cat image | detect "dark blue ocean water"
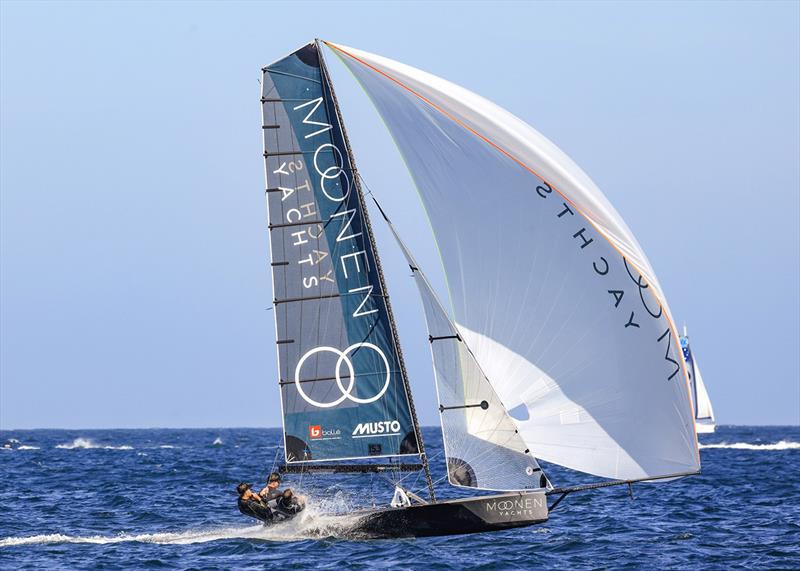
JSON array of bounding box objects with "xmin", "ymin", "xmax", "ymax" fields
[{"xmin": 1, "ymin": 426, "xmax": 798, "ymax": 569}]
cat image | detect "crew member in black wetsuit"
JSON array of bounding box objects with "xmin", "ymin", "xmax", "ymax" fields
[
  {"xmin": 259, "ymin": 472, "xmax": 303, "ymax": 515},
  {"xmin": 258, "ymin": 472, "xmax": 284, "ymax": 502},
  {"xmin": 236, "ymin": 482, "xmax": 272, "ymax": 523}
]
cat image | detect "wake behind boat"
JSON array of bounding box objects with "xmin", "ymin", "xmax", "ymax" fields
[{"xmin": 249, "ymin": 39, "xmax": 703, "ymax": 538}]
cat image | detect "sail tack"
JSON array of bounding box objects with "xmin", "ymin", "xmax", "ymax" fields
[
  {"xmin": 329, "ymin": 42, "xmax": 700, "ymax": 480},
  {"xmin": 261, "ymin": 43, "xmax": 418, "ymax": 463}
]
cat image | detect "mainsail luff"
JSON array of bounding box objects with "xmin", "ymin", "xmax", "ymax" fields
[
  {"xmin": 260, "ymin": 42, "xmax": 422, "ymax": 465},
  {"xmin": 315, "ymin": 41, "xmax": 436, "ymax": 501}
]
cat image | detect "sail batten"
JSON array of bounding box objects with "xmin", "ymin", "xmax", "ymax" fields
[
  {"xmin": 261, "ymin": 42, "xmax": 420, "ymax": 464},
  {"xmin": 330, "ymin": 41, "xmax": 701, "ymax": 480}
]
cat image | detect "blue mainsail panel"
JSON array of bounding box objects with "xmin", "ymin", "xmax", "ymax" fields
[{"xmin": 261, "ymin": 43, "xmax": 418, "ymax": 462}]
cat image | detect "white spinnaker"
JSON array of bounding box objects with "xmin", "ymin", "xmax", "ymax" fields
[
  {"xmin": 693, "ymin": 358, "xmax": 715, "ymax": 421},
  {"xmin": 383, "ymin": 210, "xmax": 548, "ymax": 491},
  {"xmin": 330, "ymin": 42, "xmax": 700, "ymax": 480}
]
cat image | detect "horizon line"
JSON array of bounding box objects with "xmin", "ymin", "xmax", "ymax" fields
[{"xmin": 2, "ymin": 423, "xmax": 799, "ymax": 432}]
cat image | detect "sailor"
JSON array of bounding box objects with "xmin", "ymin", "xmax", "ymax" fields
[
  {"xmin": 236, "ymin": 482, "xmax": 272, "ymax": 522},
  {"xmin": 258, "ymin": 472, "xmax": 286, "ymax": 502},
  {"xmin": 259, "ymin": 473, "xmax": 304, "ymax": 514},
  {"xmin": 276, "ymin": 489, "xmax": 302, "ymax": 514}
]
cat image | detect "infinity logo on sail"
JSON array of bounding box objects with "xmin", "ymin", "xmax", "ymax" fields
[{"xmin": 294, "ymin": 343, "xmax": 391, "ymax": 409}]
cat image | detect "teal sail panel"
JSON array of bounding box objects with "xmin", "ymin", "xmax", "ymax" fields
[{"xmin": 260, "ymin": 42, "xmax": 418, "ymax": 462}]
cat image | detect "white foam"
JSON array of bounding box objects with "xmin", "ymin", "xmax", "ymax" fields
[
  {"xmin": 0, "ymin": 526, "xmax": 266, "ymax": 547},
  {"xmin": 0, "ymin": 508, "xmax": 367, "ymax": 547},
  {"xmin": 17, "ymin": 445, "xmax": 40, "ymax": 450},
  {"xmin": 158, "ymin": 445, "xmax": 177, "ymax": 449},
  {"xmin": 212, "ymin": 437, "xmax": 223, "ymax": 446},
  {"xmin": 699, "ymin": 440, "xmax": 800, "ymax": 451},
  {"xmin": 55, "ymin": 438, "xmax": 133, "ymax": 450}
]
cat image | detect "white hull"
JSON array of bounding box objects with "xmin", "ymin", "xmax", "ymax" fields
[{"xmin": 696, "ymin": 422, "xmax": 715, "ymax": 434}]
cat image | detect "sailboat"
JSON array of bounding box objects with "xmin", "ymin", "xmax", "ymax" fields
[
  {"xmin": 258, "ymin": 40, "xmax": 701, "ymax": 538},
  {"xmin": 680, "ymin": 326, "xmax": 716, "ymax": 433}
]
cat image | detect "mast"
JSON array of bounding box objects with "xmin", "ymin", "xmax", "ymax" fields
[{"xmin": 315, "ymin": 40, "xmax": 437, "ymax": 502}]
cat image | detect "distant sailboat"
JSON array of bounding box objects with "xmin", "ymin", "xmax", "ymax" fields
[
  {"xmin": 257, "ymin": 40, "xmax": 701, "ymax": 538},
  {"xmin": 681, "ymin": 326, "xmax": 716, "ymax": 434}
]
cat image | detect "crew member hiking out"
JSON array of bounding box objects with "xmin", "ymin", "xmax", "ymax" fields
[
  {"xmin": 236, "ymin": 473, "xmax": 305, "ymax": 524},
  {"xmin": 259, "ymin": 472, "xmax": 303, "ymax": 515},
  {"xmin": 236, "ymin": 482, "xmax": 273, "ymax": 523},
  {"xmin": 259, "ymin": 472, "xmax": 285, "ymax": 502}
]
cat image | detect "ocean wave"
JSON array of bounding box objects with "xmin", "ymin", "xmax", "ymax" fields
[
  {"xmin": 3, "ymin": 440, "xmax": 40, "ymax": 451},
  {"xmin": 55, "ymin": 438, "xmax": 133, "ymax": 451},
  {"xmin": 699, "ymin": 440, "xmax": 800, "ymax": 451},
  {"xmin": 158, "ymin": 445, "xmax": 177, "ymax": 449}
]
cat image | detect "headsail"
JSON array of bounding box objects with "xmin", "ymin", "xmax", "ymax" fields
[
  {"xmin": 377, "ymin": 201, "xmax": 549, "ymax": 491},
  {"xmin": 693, "ymin": 359, "xmax": 714, "ymax": 421},
  {"xmin": 328, "ymin": 42, "xmax": 700, "ymax": 481},
  {"xmin": 261, "ymin": 42, "xmax": 419, "ymax": 463}
]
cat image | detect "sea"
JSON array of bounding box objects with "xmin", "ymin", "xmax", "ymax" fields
[{"xmin": 0, "ymin": 426, "xmax": 798, "ymax": 570}]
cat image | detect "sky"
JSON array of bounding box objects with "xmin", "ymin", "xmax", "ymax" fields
[{"xmin": 1, "ymin": 1, "xmax": 798, "ymax": 429}]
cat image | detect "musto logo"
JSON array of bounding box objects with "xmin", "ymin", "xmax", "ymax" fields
[
  {"xmin": 352, "ymin": 420, "xmax": 401, "ymax": 438},
  {"xmin": 294, "ymin": 343, "xmax": 390, "ymax": 409}
]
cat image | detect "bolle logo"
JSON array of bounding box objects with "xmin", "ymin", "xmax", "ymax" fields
[
  {"xmin": 309, "ymin": 425, "xmax": 341, "ymax": 440},
  {"xmin": 352, "ymin": 420, "xmax": 401, "ymax": 438}
]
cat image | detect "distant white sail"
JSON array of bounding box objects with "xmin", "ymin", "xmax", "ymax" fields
[
  {"xmin": 329, "ymin": 42, "xmax": 700, "ymax": 481},
  {"xmin": 681, "ymin": 328, "xmax": 715, "ymax": 433},
  {"xmin": 694, "ymin": 359, "xmax": 714, "ymax": 422}
]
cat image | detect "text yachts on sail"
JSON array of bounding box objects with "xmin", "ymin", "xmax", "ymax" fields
[{"xmin": 253, "ymin": 39, "xmax": 701, "ymax": 538}]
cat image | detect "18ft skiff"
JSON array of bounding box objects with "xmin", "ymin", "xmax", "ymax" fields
[{"xmin": 257, "ymin": 40, "xmax": 702, "ymax": 538}]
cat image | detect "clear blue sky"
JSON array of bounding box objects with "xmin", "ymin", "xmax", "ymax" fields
[{"xmin": 1, "ymin": 1, "xmax": 798, "ymax": 429}]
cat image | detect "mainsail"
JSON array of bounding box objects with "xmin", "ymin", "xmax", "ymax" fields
[
  {"xmin": 328, "ymin": 42, "xmax": 701, "ymax": 481},
  {"xmin": 260, "ymin": 42, "xmax": 420, "ymax": 463},
  {"xmin": 376, "ymin": 202, "xmax": 549, "ymax": 491}
]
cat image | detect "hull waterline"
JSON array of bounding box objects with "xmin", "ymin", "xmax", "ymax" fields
[{"xmin": 349, "ymin": 491, "xmax": 549, "ymax": 539}]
